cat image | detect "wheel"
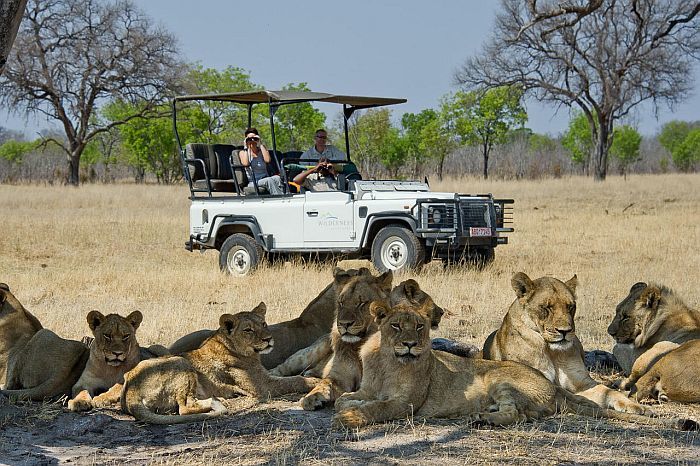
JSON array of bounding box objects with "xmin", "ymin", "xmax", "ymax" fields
[
  {"xmin": 219, "ymin": 233, "xmax": 264, "ymax": 276},
  {"xmin": 371, "ymin": 226, "xmax": 425, "ymax": 273}
]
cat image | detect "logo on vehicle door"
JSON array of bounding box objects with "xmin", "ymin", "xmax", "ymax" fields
[{"xmin": 318, "ymin": 212, "xmax": 351, "ymax": 229}]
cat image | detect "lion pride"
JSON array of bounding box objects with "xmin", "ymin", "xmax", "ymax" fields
[
  {"xmin": 483, "ymin": 272, "xmax": 649, "ymax": 414},
  {"xmin": 332, "ymin": 298, "xmax": 695, "ymax": 430}
]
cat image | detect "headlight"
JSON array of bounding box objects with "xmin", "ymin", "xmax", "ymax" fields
[{"xmin": 429, "ymin": 206, "xmax": 443, "ymax": 224}]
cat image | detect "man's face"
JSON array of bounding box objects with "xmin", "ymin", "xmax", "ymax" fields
[{"xmin": 315, "ymin": 132, "xmax": 327, "ymax": 150}]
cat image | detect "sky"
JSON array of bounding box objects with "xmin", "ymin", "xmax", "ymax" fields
[{"xmin": 2, "ymin": 0, "xmax": 699, "ymax": 137}]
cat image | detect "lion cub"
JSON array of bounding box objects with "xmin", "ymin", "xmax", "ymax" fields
[
  {"xmin": 68, "ymin": 310, "xmax": 168, "ymax": 412},
  {"xmin": 120, "ymin": 303, "xmax": 320, "ymax": 424}
]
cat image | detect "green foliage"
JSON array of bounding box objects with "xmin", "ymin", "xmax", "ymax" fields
[
  {"xmin": 610, "ymin": 125, "xmax": 641, "ymax": 164},
  {"xmin": 348, "ymin": 108, "xmax": 407, "ymax": 175},
  {"xmin": 562, "ymin": 111, "xmax": 594, "ymax": 167},
  {"xmin": 268, "ymin": 83, "xmax": 326, "ymax": 151},
  {"xmin": 528, "ymin": 133, "xmax": 556, "ymax": 153},
  {"xmin": 672, "ymin": 128, "xmax": 700, "ymax": 172},
  {"xmin": 0, "ymin": 139, "xmax": 36, "ymax": 163},
  {"xmin": 658, "ymin": 121, "xmax": 700, "ymax": 172},
  {"xmin": 180, "ymin": 65, "xmax": 261, "ymax": 144},
  {"xmin": 401, "ymin": 109, "xmax": 438, "ymax": 167},
  {"xmin": 445, "ymin": 86, "xmax": 527, "ymax": 178},
  {"xmin": 418, "ymin": 116, "xmax": 457, "ymax": 180}
]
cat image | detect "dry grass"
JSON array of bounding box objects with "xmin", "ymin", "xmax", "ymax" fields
[{"xmin": 1, "ymin": 173, "xmax": 699, "ymax": 464}]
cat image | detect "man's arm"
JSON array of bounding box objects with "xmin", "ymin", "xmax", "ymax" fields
[{"xmin": 293, "ymin": 164, "xmax": 319, "ymax": 184}]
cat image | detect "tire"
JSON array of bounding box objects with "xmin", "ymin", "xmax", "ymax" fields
[
  {"xmin": 371, "ymin": 226, "xmax": 425, "ymax": 273},
  {"xmin": 219, "ymin": 233, "xmax": 264, "ymax": 276}
]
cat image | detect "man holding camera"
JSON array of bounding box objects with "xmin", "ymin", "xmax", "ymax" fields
[{"xmin": 293, "ymin": 156, "xmax": 337, "ymax": 191}]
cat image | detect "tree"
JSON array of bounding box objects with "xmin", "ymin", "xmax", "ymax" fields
[
  {"xmin": 0, "ymin": 0, "xmax": 26, "ymax": 75},
  {"xmin": 561, "ymin": 111, "xmax": 594, "ymax": 172},
  {"xmin": 671, "ymin": 128, "xmax": 700, "ymax": 172},
  {"xmin": 456, "ymin": 0, "xmax": 700, "ymax": 181},
  {"xmin": 0, "ymin": 138, "xmax": 36, "ymax": 163},
  {"xmin": 418, "ymin": 117, "xmax": 457, "ymax": 181},
  {"xmin": 401, "ymin": 109, "xmax": 438, "ymax": 177},
  {"xmin": 447, "ymin": 86, "xmax": 527, "ymax": 179},
  {"xmin": 0, "ymin": 0, "xmax": 182, "ymax": 185},
  {"xmin": 270, "ymin": 83, "xmax": 326, "ymax": 151},
  {"xmin": 610, "ymin": 125, "xmax": 642, "ymax": 178},
  {"xmin": 658, "ymin": 120, "xmax": 700, "ymax": 171},
  {"xmin": 347, "ymin": 108, "xmax": 396, "ymax": 176}
]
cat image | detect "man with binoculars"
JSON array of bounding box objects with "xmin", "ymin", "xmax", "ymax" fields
[{"xmin": 293, "ymin": 156, "xmax": 338, "ymax": 192}]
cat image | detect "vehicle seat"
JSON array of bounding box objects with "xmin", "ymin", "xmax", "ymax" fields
[{"xmin": 186, "ymin": 143, "xmax": 240, "ymax": 193}]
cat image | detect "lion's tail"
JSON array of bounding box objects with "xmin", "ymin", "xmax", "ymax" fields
[
  {"xmin": 127, "ymin": 400, "xmax": 225, "ymax": 425},
  {"xmin": 554, "ymin": 387, "xmax": 698, "ymax": 431}
]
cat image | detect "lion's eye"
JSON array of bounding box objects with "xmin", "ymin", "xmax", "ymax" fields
[
  {"xmin": 122, "ymin": 335, "xmax": 130, "ymax": 341},
  {"xmin": 540, "ymin": 306, "xmax": 550, "ymax": 315},
  {"xmin": 391, "ymin": 323, "xmax": 401, "ymax": 331},
  {"xmin": 244, "ymin": 328, "xmax": 254, "ymax": 333},
  {"xmin": 416, "ymin": 324, "xmax": 424, "ymax": 331},
  {"xmin": 263, "ymin": 323, "xmax": 268, "ymax": 328},
  {"xmin": 103, "ymin": 334, "xmax": 112, "ymax": 341}
]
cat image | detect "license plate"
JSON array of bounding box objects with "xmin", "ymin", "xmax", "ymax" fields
[{"xmin": 469, "ymin": 227, "xmax": 492, "ymax": 237}]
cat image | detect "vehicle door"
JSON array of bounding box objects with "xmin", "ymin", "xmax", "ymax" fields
[{"xmin": 303, "ymin": 191, "xmax": 355, "ymax": 244}]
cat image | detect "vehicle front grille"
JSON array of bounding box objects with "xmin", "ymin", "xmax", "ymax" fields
[
  {"xmin": 419, "ymin": 203, "xmax": 458, "ymax": 231},
  {"xmin": 460, "ymin": 201, "xmax": 490, "ymax": 230}
]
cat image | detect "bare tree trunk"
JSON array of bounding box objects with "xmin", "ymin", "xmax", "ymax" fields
[
  {"xmin": 0, "ymin": 0, "xmax": 26, "ymax": 76},
  {"xmin": 593, "ymin": 117, "xmax": 612, "ymax": 181},
  {"xmin": 482, "ymin": 142, "xmax": 489, "ymax": 180},
  {"xmin": 68, "ymin": 153, "xmax": 81, "ymax": 186}
]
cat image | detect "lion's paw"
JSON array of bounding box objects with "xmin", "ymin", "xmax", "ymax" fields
[
  {"xmin": 68, "ymin": 391, "xmax": 94, "ymax": 413},
  {"xmin": 613, "ymin": 398, "xmax": 653, "ymax": 415},
  {"xmin": 300, "ymin": 392, "xmax": 328, "ymax": 411},
  {"xmin": 332, "ymin": 408, "xmax": 368, "ymax": 429},
  {"xmin": 210, "ymin": 398, "xmax": 227, "ymax": 416}
]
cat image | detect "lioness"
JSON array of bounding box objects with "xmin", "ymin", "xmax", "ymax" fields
[
  {"xmin": 483, "ymin": 272, "xmax": 648, "ymax": 414},
  {"xmin": 168, "ymin": 267, "xmax": 372, "ymax": 368},
  {"xmin": 120, "ymin": 303, "xmax": 320, "ymax": 424},
  {"xmin": 333, "ymin": 299, "xmax": 697, "ymax": 430},
  {"xmin": 0, "ymin": 284, "xmax": 89, "ymax": 400},
  {"xmin": 271, "ymin": 269, "xmax": 393, "ymax": 410},
  {"xmin": 67, "ymin": 310, "xmax": 169, "ymax": 412},
  {"xmin": 607, "ymin": 282, "xmax": 700, "ymax": 375}
]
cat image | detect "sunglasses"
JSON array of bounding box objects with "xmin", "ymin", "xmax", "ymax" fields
[
  {"xmin": 246, "ymin": 136, "xmax": 260, "ymax": 143},
  {"xmin": 315, "ymin": 135, "xmax": 327, "ymax": 139}
]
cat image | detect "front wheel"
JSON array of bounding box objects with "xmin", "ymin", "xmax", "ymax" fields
[
  {"xmin": 219, "ymin": 233, "xmax": 264, "ymax": 276},
  {"xmin": 371, "ymin": 226, "xmax": 425, "ymax": 273}
]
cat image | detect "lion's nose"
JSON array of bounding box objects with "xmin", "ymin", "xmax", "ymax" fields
[
  {"xmin": 403, "ymin": 341, "xmax": 417, "ymax": 349},
  {"xmin": 262, "ymin": 336, "xmax": 272, "ymax": 343},
  {"xmin": 111, "ymin": 351, "xmax": 124, "ymax": 356},
  {"xmin": 557, "ymin": 328, "xmax": 572, "ymax": 338},
  {"xmin": 338, "ymin": 320, "xmax": 354, "ymax": 331}
]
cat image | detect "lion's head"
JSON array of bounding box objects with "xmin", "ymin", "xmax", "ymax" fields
[
  {"xmin": 218, "ymin": 302, "xmax": 273, "ymax": 357},
  {"xmin": 371, "ymin": 298, "xmax": 434, "ymax": 363},
  {"xmin": 0, "ymin": 283, "xmax": 43, "ymax": 338},
  {"xmin": 390, "ymin": 279, "xmax": 445, "ymax": 330},
  {"xmin": 607, "ymin": 282, "xmax": 696, "ymax": 348},
  {"xmin": 511, "ymin": 272, "xmax": 578, "ymax": 348},
  {"xmin": 333, "ymin": 268, "xmax": 393, "ymax": 343},
  {"xmin": 87, "ymin": 310, "xmax": 143, "ymax": 367}
]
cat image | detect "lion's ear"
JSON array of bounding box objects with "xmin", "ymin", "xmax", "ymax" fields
[
  {"xmin": 370, "ymin": 301, "xmax": 391, "ymax": 324},
  {"xmin": 0, "ymin": 284, "xmax": 8, "ymax": 305},
  {"xmin": 0, "ymin": 283, "xmax": 9, "ymax": 292},
  {"xmin": 630, "ymin": 282, "xmax": 647, "ymax": 294},
  {"xmin": 87, "ymin": 310, "xmax": 105, "ymax": 330},
  {"xmin": 219, "ymin": 313, "xmax": 237, "ymax": 334},
  {"xmin": 333, "ymin": 268, "xmax": 354, "ymax": 287},
  {"xmin": 378, "ymin": 270, "xmax": 393, "ymax": 291},
  {"xmin": 429, "ymin": 302, "xmax": 445, "ymax": 330},
  {"xmin": 641, "ymin": 286, "xmax": 662, "ymax": 311},
  {"xmin": 126, "ymin": 311, "xmax": 143, "ymax": 330},
  {"xmin": 565, "ymin": 274, "xmax": 578, "ymax": 295},
  {"xmin": 511, "ymin": 272, "xmax": 534, "ymax": 299},
  {"xmin": 358, "ymin": 267, "xmax": 372, "ymax": 276},
  {"xmin": 252, "ymin": 302, "xmax": 267, "ymax": 318},
  {"xmin": 397, "ymin": 279, "xmax": 421, "ymax": 302}
]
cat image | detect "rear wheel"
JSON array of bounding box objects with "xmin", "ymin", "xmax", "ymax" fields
[
  {"xmin": 371, "ymin": 226, "xmax": 425, "ymax": 273},
  {"xmin": 219, "ymin": 233, "xmax": 264, "ymax": 276}
]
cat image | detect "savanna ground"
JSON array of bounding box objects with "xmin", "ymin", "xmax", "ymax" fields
[{"xmin": 1, "ymin": 174, "xmax": 699, "ymax": 465}]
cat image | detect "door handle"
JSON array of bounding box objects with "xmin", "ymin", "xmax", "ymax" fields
[{"xmin": 306, "ymin": 211, "xmax": 319, "ymax": 217}]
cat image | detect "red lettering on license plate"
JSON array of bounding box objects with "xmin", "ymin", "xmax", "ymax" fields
[{"xmin": 469, "ymin": 227, "xmax": 492, "ymax": 237}]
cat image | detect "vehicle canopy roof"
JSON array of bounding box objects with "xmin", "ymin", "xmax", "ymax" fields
[{"xmin": 173, "ymin": 90, "xmax": 406, "ymax": 110}]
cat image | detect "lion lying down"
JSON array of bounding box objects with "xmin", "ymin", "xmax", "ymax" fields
[
  {"xmin": 1, "ymin": 284, "xmax": 89, "ymax": 401},
  {"xmin": 332, "ymin": 299, "xmax": 698, "ymax": 430},
  {"xmin": 118, "ymin": 303, "xmax": 320, "ymax": 424}
]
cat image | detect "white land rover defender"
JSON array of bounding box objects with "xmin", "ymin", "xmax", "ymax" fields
[{"xmin": 174, "ymin": 90, "xmax": 513, "ymax": 276}]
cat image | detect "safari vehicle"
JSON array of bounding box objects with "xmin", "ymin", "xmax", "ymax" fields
[{"xmin": 174, "ymin": 90, "xmax": 513, "ymax": 276}]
